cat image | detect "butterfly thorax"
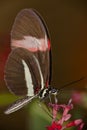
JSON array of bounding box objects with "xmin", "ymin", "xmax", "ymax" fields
[{"xmin": 39, "ymin": 86, "xmax": 58, "ymax": 100}]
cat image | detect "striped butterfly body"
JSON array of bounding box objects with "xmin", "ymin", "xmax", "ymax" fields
[{"xmin": 4, "ymin": 9, "xmax": 57, "ymax": 114}]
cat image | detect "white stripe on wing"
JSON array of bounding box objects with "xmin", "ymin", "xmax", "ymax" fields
[{"xmin": 22, "ymin": 60, "xmax": 34, "ymax": 96}]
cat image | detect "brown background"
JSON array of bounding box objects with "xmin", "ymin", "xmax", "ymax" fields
[{"xmin": 0, "ymin": 0, "xmax": 87, "ymax": 130}]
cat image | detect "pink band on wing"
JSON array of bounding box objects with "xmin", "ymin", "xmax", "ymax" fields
[{"xmin": 11, "ymin": 36, "xmax": 50, "ymax": 52}]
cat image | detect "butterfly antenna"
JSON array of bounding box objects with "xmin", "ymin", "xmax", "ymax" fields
[{"xmin": 58, "ymin": 76, "xmax": 85, "ymax": 92}]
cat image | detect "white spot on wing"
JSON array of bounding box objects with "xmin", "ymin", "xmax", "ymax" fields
[
  {"xmin": 33, "ymin": 56, "xmax": 44, "ymax": 90},
  {"xmin": 22, "ymin": 60, "xmax": 34, "ymax": 96},
  {"xmin": 11, "ymin": 35, "xmax": 48, "ymax": 51}
]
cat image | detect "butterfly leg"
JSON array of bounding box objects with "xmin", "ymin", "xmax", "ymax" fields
[
  {"xmin": 37, "ymin": 100, "xmax": 53, "ymax": 119},
  {"xmin": 54, "ymin": 94, "xmax": 58, "ymax": 104}
]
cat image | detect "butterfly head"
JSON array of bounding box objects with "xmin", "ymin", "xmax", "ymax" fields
[{"xmin": 39, "ymin": 86, "xmax": 58, "ymax": 100}]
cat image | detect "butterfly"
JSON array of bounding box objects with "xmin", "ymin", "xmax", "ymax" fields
[{"xmin": 4, "ymin": 8, "xmax": 57, "ymax": 114}]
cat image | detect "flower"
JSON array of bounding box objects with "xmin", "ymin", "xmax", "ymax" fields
[
  {"xmin": 46, "ymin": 99, "xmax": 84, "ymax": 130},
  {"xmin": 47, "ymin": 121, "xmax": 62, "ymax": 130},
  {"xmin": 72, "ymin": 91, "xmax": 83, "ymax": 104}
]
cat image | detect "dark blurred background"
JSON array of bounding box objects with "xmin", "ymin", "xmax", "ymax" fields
[{"xmin": 0, "ymin": 0, "xmax": 87, "ymax": 130}]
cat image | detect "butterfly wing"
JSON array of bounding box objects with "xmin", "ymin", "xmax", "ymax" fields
[
  {"xmin": 11, "ymin": 9, "xmax": 50, "ymax": 51},
  {"xmin": 4, "ymin": 9, "xmax": 51, "ymax": 96},
  {"xmin": 5, "ymin": 48, "xmax": 43, "ymax": 96},
  {"xmin": 4, "ymin": 9, "xmax": 51, "ymax": 114},
  {"xmin": 11, "ymin": 9, "xmax": 51, "ymax": 88},
  {"xmin": 4, "ymin": 95, "xmax": 37, "ymax": 114}
]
